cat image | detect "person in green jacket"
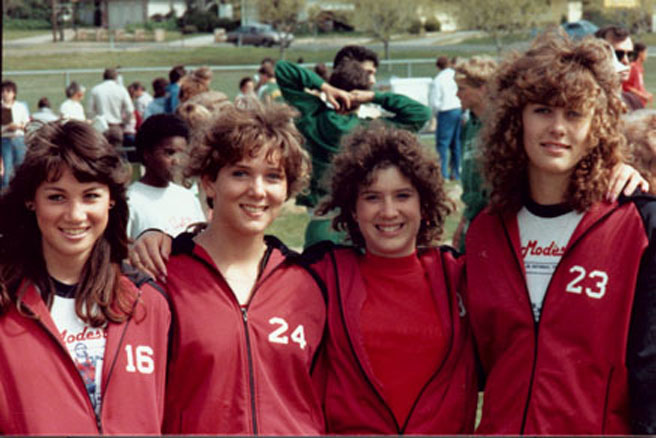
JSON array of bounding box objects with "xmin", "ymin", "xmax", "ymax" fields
[
  {"xmin": 451, "ymin": 56, "xmax": 498, "ymax": 252},
  {"xmin": 275, "ymin": 52, "xmax": 431, "ymax": 247}
]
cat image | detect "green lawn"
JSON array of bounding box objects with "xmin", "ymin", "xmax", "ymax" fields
[{"xmin": 2, "ymin": 29, "xmax": 51, "ymax": 40}]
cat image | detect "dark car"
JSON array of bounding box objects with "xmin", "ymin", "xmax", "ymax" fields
[
  {"xmin": 226, "ymin": 23, "xmax": 293, "ymax": 47},
  {"xmin": 561, "ymin": 20, "xmax": 599, "ymax": 40}
]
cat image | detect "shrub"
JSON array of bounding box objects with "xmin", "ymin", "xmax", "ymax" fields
[
  {"xmin": 425, "ymin": 16, "xmax": 441, "ymax": 32},
  {"xmin": 3, "ymin": 18, "xmax": 52, "ymax": 30},
  {"xmin": 179, "ymin": 9, "xmax": 238, "ymax": 33}
]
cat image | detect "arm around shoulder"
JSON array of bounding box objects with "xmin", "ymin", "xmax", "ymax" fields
[{"xmin": 627, "ymin": 196, "xmax": 656, "ymax": 434}]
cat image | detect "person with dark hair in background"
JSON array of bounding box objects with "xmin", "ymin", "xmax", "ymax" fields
[
  {"xmin": 165, "ymin": 64, "xmax": 186, "ymax": 114},
  {"xmin": 31, "ymin": 97, "xmax": 59, "ymax": 123},
  {"xmin": 595, "ymin": 25, "xmax": 644, "ymax": 111},
  {"xmin": 429, "ymin": 56, "xmax": 463, "ymax": 180},
  {"xmin": 87, "ymin": 68, "xmax": 135, "ymax": 148},
  {"xmin": 624, "ymin": 43, "xmax": 653, "ymax": 108},
  {"xmin": 0, "ymin": 120, "xmax": 170, "ymax": 434},
  {"xmin": 60, "ymin": 81, "xmax": 86, "ymax": 121},
  {"xmin": 332, "ymin": 45, "xmax": 379, "ymax": 88},
  {"xmin": 257, "ymin": 63, "xmax": 283, "ymax": 104},
  {"xmin": 275, "ymin": 50, "xmax": 430, "ymax": 247},
  {"xmin": 1, "ymin": 79, "xmax": 29, "ymax": 188},
  {"xmin": 234, "ymin": 76, "xmax": 257, "ymax": 109},
  {"xmin": 144, "ymin": 77, "xmax": 169, "ymax": 120},
  {"xmin": 127, "ymin": 113, "xmax": 204, "ymax": 240}
]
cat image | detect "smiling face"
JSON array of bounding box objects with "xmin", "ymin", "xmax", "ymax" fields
[
  {"xmin": 33, "ymin": 167, "xmax": 111, "ymax": 274},
  {"xmin": 522, "ymin": 103, "xmax": 593, "ymax": 186},
  {"xmin": 203, "ymin": 149, "xmax": 287, "ymax": 239},
  {"xmin": 354, "ymin": 165, "xmax": 421, "ymax": 258}
]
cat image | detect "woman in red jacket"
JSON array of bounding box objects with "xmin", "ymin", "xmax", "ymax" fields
[
  {"xmin": 0, "ymin": 120, "xmax": 171, "ymax": 435},
  {"xmin": 306, "ymin": 122, "xmax": 478, "ymax": 434},
  {"xmin": 158, "ymin": 103, "xmax": 326, "ymax": 435},
  {"xmin": 465, "ymin": 31, "xmax": 656, "ymax": 434}
]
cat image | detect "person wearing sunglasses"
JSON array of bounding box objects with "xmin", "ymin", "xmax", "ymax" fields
[{"xmin": 595, "ymin": 25, "xmax": 643, "ymax": 111}]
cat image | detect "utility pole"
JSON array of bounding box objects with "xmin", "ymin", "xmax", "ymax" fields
[{"xmin": 51, "ymin": 0, "xmax": 59, "ymax": 42}]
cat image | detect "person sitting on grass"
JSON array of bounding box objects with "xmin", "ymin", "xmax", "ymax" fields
[{"xmin": 127, "ymin": 113, "xmax": 205, "ymax": 240}]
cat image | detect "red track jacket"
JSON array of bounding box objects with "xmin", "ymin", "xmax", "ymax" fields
[
  {"xmin": 307, "ymin": 244, "xmax": 478, "ymax": 434},
  {"xmin": 162, "ymin": 234, "xmax": 326, "ymax": 435},
  {"xmin": 0, "ymin": 274, "xmax": 171, "ymax": 435},
  {"xmin": 465, "ymin": 197, "xmax": 656, "ymax": 435}
]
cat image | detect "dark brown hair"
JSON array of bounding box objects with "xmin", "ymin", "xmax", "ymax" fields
[
  {"xmin": 317, "ymin": 121, "xmax": 453, "ymax": 248},
  {"xmin": 481, "ymin": 30, "xmax": 625, "ymax": 212},
  {"xmin": 0, "ymin": 121, "xmax": 134, "ymax": 326},
  {"xmin": 185, "ymin": 103, "xmax": 310, "ymax": 201}
]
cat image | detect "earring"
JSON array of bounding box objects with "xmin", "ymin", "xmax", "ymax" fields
[{"xmin": 25, "ymin": 202, "xmax": 35, "ymax": 211}]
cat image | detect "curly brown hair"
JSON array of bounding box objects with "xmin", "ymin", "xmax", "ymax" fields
[
  {"xmin": 185, "ymin": 103, "xmax": 310, "ymax": 201},
  {"xmin": 623, "ymin": 109, "xmax": 656, "ymax": 193},
  {"xmin": 481, "ymin": 30, "xmax": 626, "ymax": 212},
  {"xmin": 317, "ymin": 122, "xmax": 453, "ymax": 248}
]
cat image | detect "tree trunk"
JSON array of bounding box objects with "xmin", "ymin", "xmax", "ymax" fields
[{"xmin": 51, "ymin": 0, "xmax": 59, "ymax": 42}]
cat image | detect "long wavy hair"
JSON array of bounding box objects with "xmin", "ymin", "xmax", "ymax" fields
[
  {"xmin": 481, "ymin": 30, "xmax": 625, "ymax": 212},
  {"xmin": 317, "ymin": 122, "xmax": 453, "ymax": 248},
  {"xmin": 0, "ymin": 121, "xmax": 133, "ymax": 326}
]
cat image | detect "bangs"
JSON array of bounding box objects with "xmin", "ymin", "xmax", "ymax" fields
[{"xmin": 520, "ymin": 65, "xmax": 601, "ymax": 113}]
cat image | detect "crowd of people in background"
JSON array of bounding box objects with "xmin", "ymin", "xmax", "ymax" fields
[{"xmin": 1, "ymin": 23, "xmax": 655, "ymax": 436}]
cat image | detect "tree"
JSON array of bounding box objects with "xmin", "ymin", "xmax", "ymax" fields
[
  {"xmin": 450, "ymin": 0, "xmax": 548, "ymax": 55},
  {"xmin": 350, "ymin": 0, "xmax": 420, "ymax": 61},
  {"xmin": 255, "ymin": 0, "xmax": 305, "ymax": 59}
]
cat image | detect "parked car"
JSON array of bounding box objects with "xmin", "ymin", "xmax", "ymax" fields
[
  {"xmin": 226, "ymin": 23, "xmax": 293, "ymax": 47},
  {"xmin": 561, "ymin": 20, "xmax": 599, "ymax": 40}
]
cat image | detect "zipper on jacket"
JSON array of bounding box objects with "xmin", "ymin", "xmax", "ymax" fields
[
  {"xmin": 509, "ymin": 207, "xmax": 619, "ymax": 434},
  {"xmin": 190, "ymin": 242, "xmax": 286, "ymax": 435},
  {"xmin": 241, "ymin": 307, "xmax": 259, "ymax": 435}
]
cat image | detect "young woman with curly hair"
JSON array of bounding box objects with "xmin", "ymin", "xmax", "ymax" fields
[
  {"xmin": 0, "ymin": 120, "xmax": 171, "ymax": 434},
  {"xmin": 464, "ymin": 31, "xmax": 656, "ymax": 434},
  {"xmin": 141, "ymin": 103, "xmax": 328, "ymax": 435},
  {"xmin": 305, "ymin": 121, "xmax": 478, "ymax": 434}
]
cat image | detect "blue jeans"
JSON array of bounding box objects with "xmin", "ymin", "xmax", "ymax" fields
[
  {"xmin": 1, "ymin": 136, "xmax": 26, "ymax": 188},
  {"xmin": 436, "ymin": 108, "xmax": 463, "ymax": 180}
]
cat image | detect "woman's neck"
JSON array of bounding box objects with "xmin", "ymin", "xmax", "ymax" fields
[
  {"xmin": 528, "ymin": 169, "xmax": 570, "ymax": 205},
  {"xmin": 194, "ymin": 222, "xmax": 267, "ymax": 268},
  {"xmin": 43, "ymin": 253, "xmax": 86, "ymax": 285}
]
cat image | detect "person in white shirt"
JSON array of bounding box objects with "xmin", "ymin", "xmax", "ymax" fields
[
  {"xmin": 127, "ymin": 113, "xmax": 205, "ymax": 239},
  {"xmin": 128, "ymin": 81, "xmax": 153, "ymax": 125},
  {"xmin": 1, "ymin": 80, "xmax": 29, "ymax": 188},
  {"xmin": 428, "ymin": 56, "xmax": 463, "ymax": 180},
  {"xmin": 31, "ymin": 97, "xmax": 59, "ymax": 124},
  {"xmin": 60, "ymin": 82, "xmax": 86, "ymax": 122},
  {"xmin": 87, "ymin": 68, "xmax": 134, "ymax": 148}
]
